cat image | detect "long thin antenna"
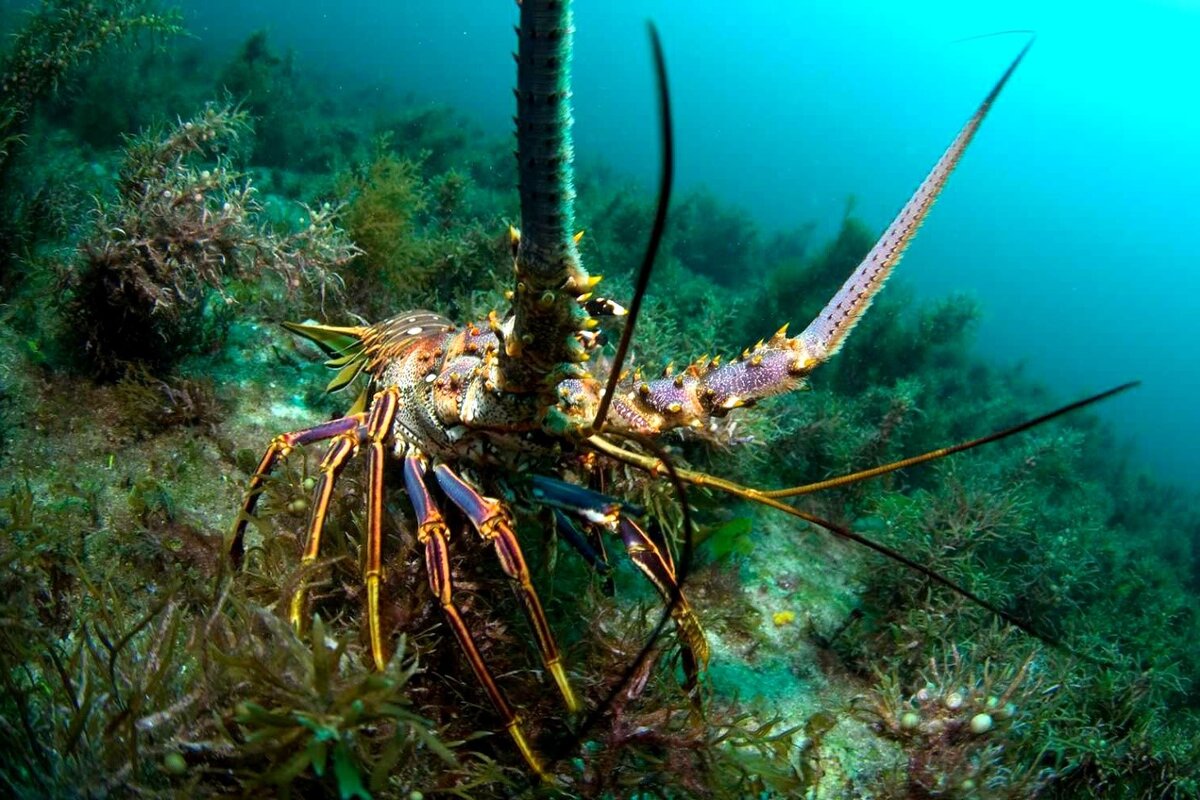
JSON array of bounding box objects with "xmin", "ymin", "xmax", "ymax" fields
[
  {"xmin": 590, "ymin": 23, "xmax": 673, "ymax": 431},
  {"xmin": 764, "ymin": 382, "xmax": 1139, "ymax": 498},
  {"xmin": 585, "ymin": 381, "xmax": 1141, "ymax": 663}
]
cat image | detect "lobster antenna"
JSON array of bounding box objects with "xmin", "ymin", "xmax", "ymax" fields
[
  {"xmin": 545, "ymin": 428, "xmax": 698, "ymax": 767},
  {"xmin": 585, "ymin": 382, "xmax": 1141, "ymax": 663},
  {"xmin": 587, "ymin": 433, "xmax": 1085, "ymax": 658},
  {"xmin": 950, "ymin": 29, "xmax": 1037, "ymax": 46},
  {"xmin": 590, "ymin": 22, "xmax": 674, "ymax": 432},
  {"xmin": 763, "ymin": 381, "xmax": 1139, "ymax": 498}
]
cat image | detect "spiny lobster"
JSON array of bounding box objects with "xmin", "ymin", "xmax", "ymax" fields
[{"xmin": 229, "ymin": 0, "xmax": 1132, "ymax": 780}]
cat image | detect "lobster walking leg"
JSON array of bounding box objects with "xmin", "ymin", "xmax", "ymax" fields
[
  {"xmin": 363, "ymin": 387, "xmax": 400, "ymax": 671},
  {"xmin": 553, "ymin": 508, "xmax": 615, "ymax": 595},
  {"xmin": 530, "ymin": 474, "xmax": 707, "ymax": 692},
  {"xmin": 287, "ymin": 424, "xmax": 364, "ymax": 629},
  {"xmin": 403, "ymin": 455, "xmax": 547, "ymax": 779},
  {"xmin": 617, "ymin": 516, "xmax": 708, "ymax": 694},
  {"xmin": 229, "ymin": 414, "xmax": 367, "ymax": 565},
  {"xmin": 434, "ymin": 464, "xmax": 582, "ymax": 714}
]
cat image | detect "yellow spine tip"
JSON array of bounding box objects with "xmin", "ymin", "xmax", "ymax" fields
[
  {"xmin": 549, "ymin": 661, "xmax": 581, "ymax": 713},
  {"xmin": 288, "ymin": 589, "xmax": 306, "ymax": 631},
  {"xmin": 506, "ymin": 719, "xmax": 549, "ymax": 780},
  {"xmin": 367, "ymin": 575, "xmax": 386, "ymax": 672}
]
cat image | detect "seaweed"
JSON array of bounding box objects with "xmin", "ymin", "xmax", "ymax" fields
[
  {"xmin": 0, "ymin": 6, "xmax": 1198, "ymax": 798},
  {"xmin": 67, "ymin": 101, "xmax": 357, "ymax": 376},
  {"xmin": 332, "ymin": 139, "xmax": 507, "ymax": 322},
  {"xmin": 0, "ymin": 0, "xmax": 182, "ymax": 174}
]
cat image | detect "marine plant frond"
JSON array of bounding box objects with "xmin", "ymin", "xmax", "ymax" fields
[{"xmin": 0, "ymin": 0, "xmax": 183, "ymax": 169}]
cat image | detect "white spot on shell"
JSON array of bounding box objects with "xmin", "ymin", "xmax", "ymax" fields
[{"xmin": 406, "ymin": 326, "xmax": 424, "ymax": 335}]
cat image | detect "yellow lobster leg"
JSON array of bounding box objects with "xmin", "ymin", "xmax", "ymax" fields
[
  {"xmin": 433, "ymin": 464, "xmax": 582, "ymax": 714},
  {"xmin": 403, "ymin": 455, "xmax": 548, "ymax": 780},
  {"xmin": 362, "ymin": 387, "xmax": 400, "ymax": 671},
  {"xmin": 287, "ymin": 424, "xmax": 363, "ymax": 630}
]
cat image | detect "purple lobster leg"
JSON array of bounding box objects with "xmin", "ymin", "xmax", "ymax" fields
[
  {"xmin": 402, "ymin": 455, "xmax": 547, "ymax": 779},
  {"xmin": 433, "ymin": 464, "xmax": 582, "ymax": 713},
  {"xmin": 230, "ymin": 414, "xmax": 366, "ymax": 566},
  {"xmin": 286, "ymin": 421, "xmax": 365, "ymax": 631}
]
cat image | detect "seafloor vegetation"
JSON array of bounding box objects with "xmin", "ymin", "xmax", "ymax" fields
[{"xmin": 2, "ymin": 2, "xmax": 1200, "ymax": 798}]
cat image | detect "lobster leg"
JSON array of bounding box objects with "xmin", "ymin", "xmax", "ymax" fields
[
  {"xmin": 617, "ymin": 516, "xmax": 709, "ymax": 694},
  {"xmin": 553, "ymin": 509, "xmax": 615, "ymax": 596},
  {"xmin": 229, "ymin": 414, "xmax": 366, "ymax": 566},
  {"xmin": 402, "ymin": 455, "xmax": 547, "ymax": 779},
  {"xmin": 287, "ymin": 423, "xmax": 365, "ymax": 629},
  {"xmin": 363, "ymin": 387, "xmax": 400, "ymax": 671},
  {"xmin": 531, "ymin": 474, "xmax": 707, "ymax": 692},
  {"xmin": 433, "ymin": 464, "xmax": 582, "ymax": 714}
]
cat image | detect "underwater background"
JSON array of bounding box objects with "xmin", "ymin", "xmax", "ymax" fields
[{"xmin": 2, "ymin": 0, "xmax": 1199, "ymax": 798}]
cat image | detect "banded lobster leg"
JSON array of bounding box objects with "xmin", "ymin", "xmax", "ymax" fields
[
  {"xmin": 231, "ymin": 389, "xmax": 404, "ymax": 674},
  {"xmin": 432, "ymin": 464, "xmax": 582, "ymax": 714},
  {"xmin": 229, "ymin": 414, "xmax": 366, "ymax": 566},
  {"xmin": 360, "ymin": 387, "xmax": 401, "ymax": 671},
  {"xmin": 618, "ymin": 516, "xmax": 709, "ymax": 694},
  {"xmin": 533, "ymin": 476, "xmax": 709, "ymax": 693},
  {"xmin": 402, "ymin": 455, "xmax": 547, "ymax": 779}
]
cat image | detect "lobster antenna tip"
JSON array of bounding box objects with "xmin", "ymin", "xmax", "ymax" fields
[{"xmin": 951, "ymin": 29, "xmax": 1037, "ymax": 48}]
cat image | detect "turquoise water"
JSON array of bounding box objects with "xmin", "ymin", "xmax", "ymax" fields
[{"xmin": 184, "ymin": 0, "xmax": 1200, "ymax": 485}]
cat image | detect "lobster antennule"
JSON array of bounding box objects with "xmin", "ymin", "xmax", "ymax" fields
[
  {"xmin": 793, "ymin": 37, "xmax": 1034, "ymax": 371},
  {"xmin": 591, "ymin": 21, "xmax": 674, "ymax": 431},
  {"xmin": 585, "ymin": 380, "xmax": 1134, "ymax": 661}
]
